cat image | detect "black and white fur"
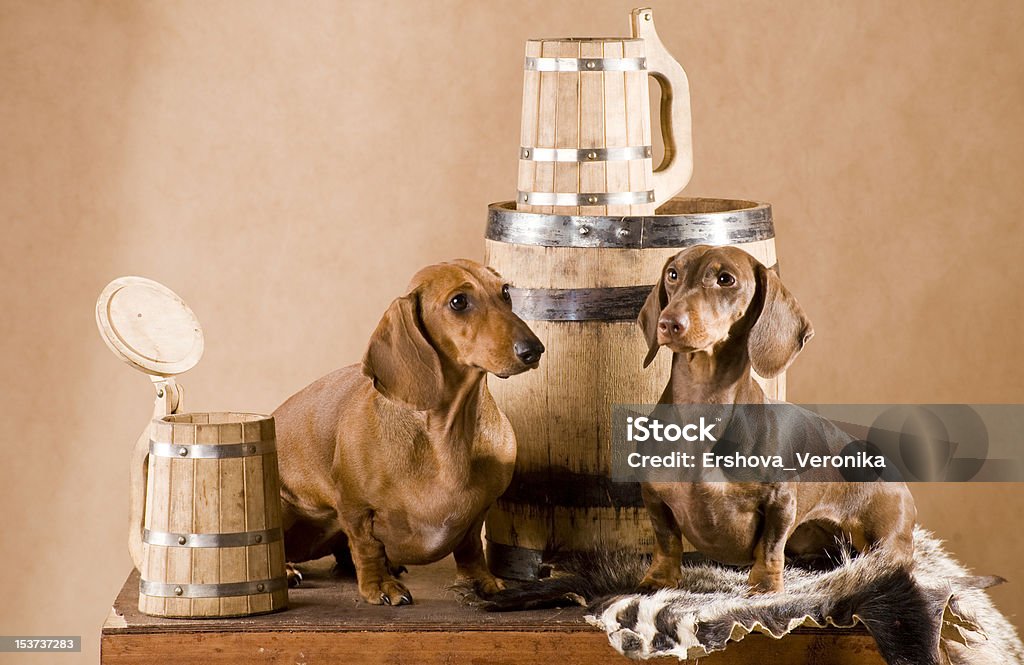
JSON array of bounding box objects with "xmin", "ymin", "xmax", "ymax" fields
[{"xmin": 467, "ymin": 528, "xmax": 1021, "ymax": 665}]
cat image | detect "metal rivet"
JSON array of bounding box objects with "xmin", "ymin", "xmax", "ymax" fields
[
  {"xmin": 646, "ymin": 147, "xmax": 653, "ymax": 157},
  {"xmin": 587, "ymin": 195, "xmax": 598, "ymax": 204},
  {"xmin": 255, "ymin": 534, "xmax": 263, "ymax": 543},
  {"xmin": 156, "ymin": 389, "xmax": 164, "ymax": 398},
  {"xmin": 648, "ymin": 192, "xmax": 655, "ymax": 201},
  {"xmin": 644, "ymin": 12, "xmax": 652, "ymax": 21},
  {"xmin": 617, "ymin": 228, "xmax": 631, "ymax": 238},
  {"xmin": 178, "ymin": 447, "xmax": 188, "ymax": 457},
  {"xmin": 174, "ymin": 586, "xmax": 183, "ymax": 596},
  {"xmin": 578, "ymin": 226, "xmax": 591, "ymax": 236},
  {"xmin": 177, "ymin": 536, "xmax": 187, "ymax": 545},
  {"xmin": 257, "ymin": 583, "xmax": 265, "ymax": 592},
  {"xmin": 587, "ymin": 151, "xmax": 597, "ymax": 160},
  {"xmin": 247, "ymin": 445, "xmax": 256, "ymax": 454},
  {"xmin": 585, "ymin": 60, "xmax": 596, "ymax": 69},
  {"xmin": 522, "ymin": 194, "xmax": 529, "ymax": 202},
  {"xmin": 522, "ymin": 149, "xmax": 530, "ymax": 158}
]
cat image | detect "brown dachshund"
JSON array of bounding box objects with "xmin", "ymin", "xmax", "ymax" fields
[
  {"xmin": 273, "ymin": 259, "xmax": 543, "ymax": 605},
  {"xmin": 636, "ymin": 245, "xmax": 916, "ymax": 593}
]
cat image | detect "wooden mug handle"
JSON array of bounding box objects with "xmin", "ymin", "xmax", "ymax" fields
[
  {"xmin": 128, "ymin": 379, "xmax": 182, "ymax": 572},
  {"xmin": 632, "ymin": 7, "xmax": 693, "ymax": 206}
]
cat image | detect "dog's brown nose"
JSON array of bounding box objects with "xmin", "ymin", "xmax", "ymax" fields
[{"xmin": 658, "ymin": 313, "xmax": 689, "ymax": 338}]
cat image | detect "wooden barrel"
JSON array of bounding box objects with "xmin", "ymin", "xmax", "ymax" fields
[
  {"xmin": 484, "ymin": 197, "xmax": 782, "ymax": 579},
  {"xmin": 139, "ymin": 412, "xmax": 288, "ymax": 617}
]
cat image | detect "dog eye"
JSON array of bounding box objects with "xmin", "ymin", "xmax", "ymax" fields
[
  {"xmin": 449, "ymin": 294, "xmax": 469, "ymax": 311},
  {"xmin": 502, "ymin": 284, "xmax": 512, "ymax": 303},
  {"xmin": 667, "ymin": 268, "xmax": 678, "ymax": 281},
  {"xmin": 717, "ymin": 272, "xmax": 736, "ymax": 287}
]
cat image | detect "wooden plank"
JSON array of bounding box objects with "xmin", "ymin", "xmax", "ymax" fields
[
  {"xmin": 244, "ymin": 450, "xmax": 271, "ymax": 614},
  {"xmin": 219, "ymin": 424, "xmax": 248, "ymax": 617},
  {"xmin": 263, "ymin": 449, "xmax": 288, "ymax": 611},
  {"xmin": 624, "ymin": 39, "xmax": 652, "ymax": 215},
  {"xmin": 101, "ymin": 630, "xmax": 886, "ymax": 665},
  {"xmin": 164, "ymin": 423, "xmax": 195, "ymax": 617},
  {"xmin": 552, "ymin": 40, "xmax": 580, "ymax": 215},
  {"xmin": 603, "ymin": 40, "xmax": 631, "ymax": 216},
  {"xmin": 518, "ymin": 41, "xmax": 542, "ymax": 202},
  {"xmin": 191, "ymin": 423, "xmax": 221, "ymax": 617},
  {"xmin": 578, "ymin": 40, "xmax": 606, "ymax": 216},
  {"xmin": 530, "ymin": 40, "xmax": 559, "ymax": 214},
  {"xmin": 141, "ymin": 450, "xmax": 168, "ymax": 616}
]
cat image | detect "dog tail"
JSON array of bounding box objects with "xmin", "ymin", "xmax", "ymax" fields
[{"xmin": 464, "ymin": 549, "xmax": 649, "ymax": 612}]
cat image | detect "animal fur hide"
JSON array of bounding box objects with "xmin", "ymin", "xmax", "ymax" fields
[{"xmin": 473, "ymin": 528, "xmax": 1023, "ymax": 665}]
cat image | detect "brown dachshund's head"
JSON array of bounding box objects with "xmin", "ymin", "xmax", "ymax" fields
[
  {"xmin": 362, "ymin": 259, "xmax": 544, "ymax": 410},
  {"xmin": 637, "ymin": 245, "xmax": 813, "ymax": 377}
]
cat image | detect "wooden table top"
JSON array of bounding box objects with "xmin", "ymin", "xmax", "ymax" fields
[{"xmin": 102, "ymin": 558, "xmax": 885, "ymax": 664}]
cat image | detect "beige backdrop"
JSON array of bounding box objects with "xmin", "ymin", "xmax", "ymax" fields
[{"xmin": 2, "ymin": 1, "xmax": 1022, "ymax": 662}]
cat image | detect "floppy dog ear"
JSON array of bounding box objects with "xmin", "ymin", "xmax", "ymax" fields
[
  {"xmin": 747, "ymin": 264, "xmax": 814, "ymax": 378},
  {"xmin": 637, "ymin": 255, "xmax": 673, "ymax": 368},
  {"xmin": 362, "ymin": 293, "xmax": 444, "ymax": 411}
]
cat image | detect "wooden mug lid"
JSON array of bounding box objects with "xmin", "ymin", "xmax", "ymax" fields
[{"xmin": 95, "ymin": 276, "xmax": 204, "ymax": 377}]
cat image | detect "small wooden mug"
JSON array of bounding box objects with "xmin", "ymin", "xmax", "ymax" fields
[{"xmin": 517, "ymin": 8, "xmax": 693, "ymax": 216}]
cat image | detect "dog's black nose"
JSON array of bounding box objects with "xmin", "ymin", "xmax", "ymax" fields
[
  {"xmin": 515, "ymin": 340, "xmax": 545, "ymax": 365},
  {"xmin": 658, "ymin": 314, "xmax": 689, "ymax": 337}
]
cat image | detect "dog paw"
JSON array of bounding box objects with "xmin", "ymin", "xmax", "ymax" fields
[
  {"xmin": 636, "ymin": 573, "xmax": 679, "ymax": 594},
  {"xmin": 362, "ymin": 579, "xmax": 413, "ymax": 606},
  {"xmin": 747, "ymin": 569, "xmax": 784, "ymax": 594},
  {"xmin": 286, "ymin": 563, "xmax": 303, "ymax": 588},
  {"xmin": 473, "ymin": 575, "xmax": 506, "ymax": 597}
]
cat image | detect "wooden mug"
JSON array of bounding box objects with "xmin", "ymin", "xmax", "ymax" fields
[
  {"xmin": 517, "ymin": 8, "xmax": 693, "ymax": 216},
  {"xmin": 96, "ymin": 276, "xmax": 288, "ymax": 618}
]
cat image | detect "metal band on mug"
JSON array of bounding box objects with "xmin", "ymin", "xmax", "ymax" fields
[
  {"xmin": 149, "ymin": 439, "xmax": 277, "ymax": 459},
  {"xmin": 143, "ymin": 527, "xmax": 283, "ymax": 548},
  {"xmin": 140, "ymin": 577, "xmax": 287, "ymax": 599},
  {"xmin": 510, "ymin": 265, "xmax": 777, "ymax": 322},
  {"xmin": 519, "ymin": 190, "xmax": 655, "ymax": 207},
  {"xmin": 520, "ymin": 146, "xmax": 653, "ymax": 162},
  {"xmin": 525, "ymin": 56, "xmax": 647, "ymax": 72}
]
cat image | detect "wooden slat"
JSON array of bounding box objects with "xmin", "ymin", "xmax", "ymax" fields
[
  {"xmin": 578, "ymin": 41, "xmax": 606, "ymax": 216},
  {"xmin": 531, "ymin": 40, "xmax": 558, "ymax": 214},
  {"xmin": 219, "ymin": 424, "xmax": 248, "ymax": 617},
  {"xmin": 164, "ymin": 424, "xmax": 195, "ymax": 617},
  {"xmin": 244, "ymin": 451, "xmax": 271, "ymax": 614},
  {"xmin": 517, "ymin": 41, "xmax": 542, "ymax": 201},
  {"xmin": 190, "ymin": 424, "xmax": 221, "ymax": 617},
  {"xmin": 264, "ymin": 450, "xmax": 288, "ymax": 611},
  {"xmin": 140, "ymin": 450, "xmax": 168, "ymax": 616},
  {"xmin": 603, "ymin": 40, "xmax": 630, "ymax": 216},
  {"xmin": 552, "ymin": 40, "xmax": 581, "ymax": 215},
  {"xmin": 623, "ymin": 39, "xmax": 652, "ymax": 215}
]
